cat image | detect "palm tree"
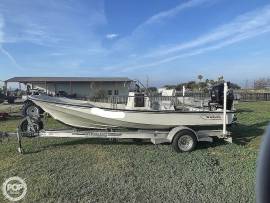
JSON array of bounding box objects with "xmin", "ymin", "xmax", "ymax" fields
[{"xmin": 197, "ymin": 75, "xmax": 203, "ymax": 82}]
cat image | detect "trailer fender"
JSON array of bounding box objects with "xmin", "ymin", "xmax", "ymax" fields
[{"xmin": 167, "ymin": 126, "xmax": 198, "ymax": 143}]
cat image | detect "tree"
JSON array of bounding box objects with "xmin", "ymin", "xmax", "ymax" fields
[
  {"xmin": 147, "ymin": 87, "xmax": 157, "ymax": 93},
  {"xmin": 162, "ymin": 75, "xmax": 242, "ymax": 92},
  {"xmin": 186, "ymin": 81, "xmax": 197, "ymax": 89},
  {"xmin": 254, "ymin": 78, "xmax": 270, "ymax": 89},
  {"xmin": 218, "ymin": 75, "xmax": 224, "ymax": 82},
  {"xmin": 163, "ymin": 85, "xmax": 176, "ymax": 90},
  {"xmin": 197, "ymin": 75, "xmax": 203, "ymax": 82},
  {"xmin": 175, "ymin": 83, "xmax": 186, "ymax": 91},
  {"xmin": 208, "ymin": 79, "xmax": 215, "ymax": 85},
  {"xmin": 229, "ymin": 82, "xmax": 241, "ymax": 89},
  {"xmin": 198, "ymin": 82, "xmax": 207, "ymax": 89}
]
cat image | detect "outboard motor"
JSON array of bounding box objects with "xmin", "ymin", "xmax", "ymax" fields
[{"xmin": 209, "ymin": 82, "xmax": 234, "ymax": 110}]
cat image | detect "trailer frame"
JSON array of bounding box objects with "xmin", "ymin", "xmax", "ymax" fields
[{"xmin": 14, "ymin": 124, "xmax": 232, "ymax": 154}]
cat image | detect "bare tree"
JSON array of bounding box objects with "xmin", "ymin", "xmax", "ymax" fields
[{"xmin": 254, "ymin": 78, "xmax": 270, "ymax": 89}]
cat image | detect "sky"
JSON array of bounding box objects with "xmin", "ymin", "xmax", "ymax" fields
[{"xmin": 1, "ymin": 0, "xmax": 270, "ymax": 87}]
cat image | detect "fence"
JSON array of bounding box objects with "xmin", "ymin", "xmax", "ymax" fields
[
  {"xmin": 90, "ymin": 92, "xmax": 270, "ymax": 105},
  {"xmin": 237, "ymin": 93, "xmax": 270, "ymax": 101},
  {"xmin": 184, "ymin": 92, "xmax": 270, "ymax": 101}
]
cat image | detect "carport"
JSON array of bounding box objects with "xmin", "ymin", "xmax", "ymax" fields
[{"xmin": 4, "ymin": 77, "xmax": 133, "ymax": 98}]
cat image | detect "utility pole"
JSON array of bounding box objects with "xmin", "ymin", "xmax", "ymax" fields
[
  {"xmin": 146, "ymin": 75, "xmax": 149, "ymax": 89},
  {"xmin": 245, "ymin": 79, "xmax": 248, "ymax": 90}
]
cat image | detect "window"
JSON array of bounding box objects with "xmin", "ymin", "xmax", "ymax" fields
[
  {"xmin": 108, "ymin": 90, "xmax": 112, "ymax": 95},
  {"xmin": 114, "ymin": 90, "xmax": 119, "ymax": 95}
]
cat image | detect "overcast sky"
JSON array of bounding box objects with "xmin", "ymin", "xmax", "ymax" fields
[{"xmin": 1, "ymin": 0, "xmax": 270, "ymax": 87}]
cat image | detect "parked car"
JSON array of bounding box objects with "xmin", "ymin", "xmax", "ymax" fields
[
  {"xmin": 22, "ymin": 89, "xmax": 45, "ymax": 101},
  {"xmin": 56, "ymin": 91, "xmax": 76, "ymax": 98},
  {"xmin": 56, "ymin": 90, "xmax": 68, "ymax": 97}
]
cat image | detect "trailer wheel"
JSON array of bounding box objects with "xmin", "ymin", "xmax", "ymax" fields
[
  {"xmin": 19, "ymin": 118, "xmax": 44, "ymax": 134},
  {"xmin": 22, "ymin": 101, "xmax": 43, "ymax": 117},
  {"xmin": 172, "ymin": 130, "xmax": 197, "ymax": 152},
  {"xmin": 19, "ymin": 119, "xmax": 29, "ymax": 133}
]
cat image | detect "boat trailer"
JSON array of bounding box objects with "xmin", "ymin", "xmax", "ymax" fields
[
  {"xmin": 2, "ymin": 118, "xmax": 232, "ymax": 154},
  {"xmin": 1, "ymin": 83, "xmax": 233, "ymax": 153}
]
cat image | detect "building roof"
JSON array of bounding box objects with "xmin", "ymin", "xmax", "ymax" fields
[{"xmin": 5, "ymin": 77, "xmax": 133, "ymax": 83}]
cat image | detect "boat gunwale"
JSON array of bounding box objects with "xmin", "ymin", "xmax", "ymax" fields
[{"xmin": 29, "ymin": 96, "xmax": 236, "ymax": 114}]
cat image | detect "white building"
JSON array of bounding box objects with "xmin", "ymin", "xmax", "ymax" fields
[
  {"xmin": 5, "ymin": 77, "xmax": 133, "ymax": 98},
  {"xmin": 157, "ymin": 87, "xmax": 176, "ymax": 96}
]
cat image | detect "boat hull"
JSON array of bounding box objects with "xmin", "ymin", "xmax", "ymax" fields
[{"xmin": 32, "ymin": 98, "xmax": 235, "ymax": 130}]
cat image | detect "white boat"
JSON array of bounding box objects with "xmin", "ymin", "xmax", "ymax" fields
[
  {"xmin": 23, "ymin": 82, "xmax": 236, "ymax": 130},
  {"xmin": 16, "ymin": 82, "xmax": 236, "ymax": 153}
]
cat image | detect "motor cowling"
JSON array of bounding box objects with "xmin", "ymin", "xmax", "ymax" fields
[{"xmin": 209, "ymin": 83, "xmax": 234, "ymax": 110}]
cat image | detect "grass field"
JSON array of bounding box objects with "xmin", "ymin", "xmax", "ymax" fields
[{"xmin": 0, "ymin": 101, "xmax": 269, "ymax": 202}]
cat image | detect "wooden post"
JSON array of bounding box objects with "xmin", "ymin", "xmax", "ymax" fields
[
  {"xmin": 182, "ymin": 85, "xmax": 185, "ymax": 110},
  {"xmin": 44, "ymin": 81, "xmax": 47, "ymax": 94},
  {"xmin": 4, "ymin": 81, "xmax": 8, "ymax": 96},
  {"xmin": 54, "ymin": 83, "xmax": 56, "ymax": 96},
  {"xmin": 223, "ymin": 82, "xmax": 228, "ymax": 136},
  {"xmin": 89, "ymin": 82, "xmax": 91, "ymax": 98}
]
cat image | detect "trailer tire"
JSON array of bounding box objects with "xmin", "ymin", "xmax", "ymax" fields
[
  {"xmin": 19, "ymin": 118, "xmax": 29, "ymax": 133},
  {"xmin": 19, "ymin": 118, "xmax": 44, "ymax": 135},
  {"xmin": 22, "ymin": 101, "xmax": 43, "ymax": 117},
  {"xmin": 172, "ymin": 130, "xmax": 197, "ymax": 152}
]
